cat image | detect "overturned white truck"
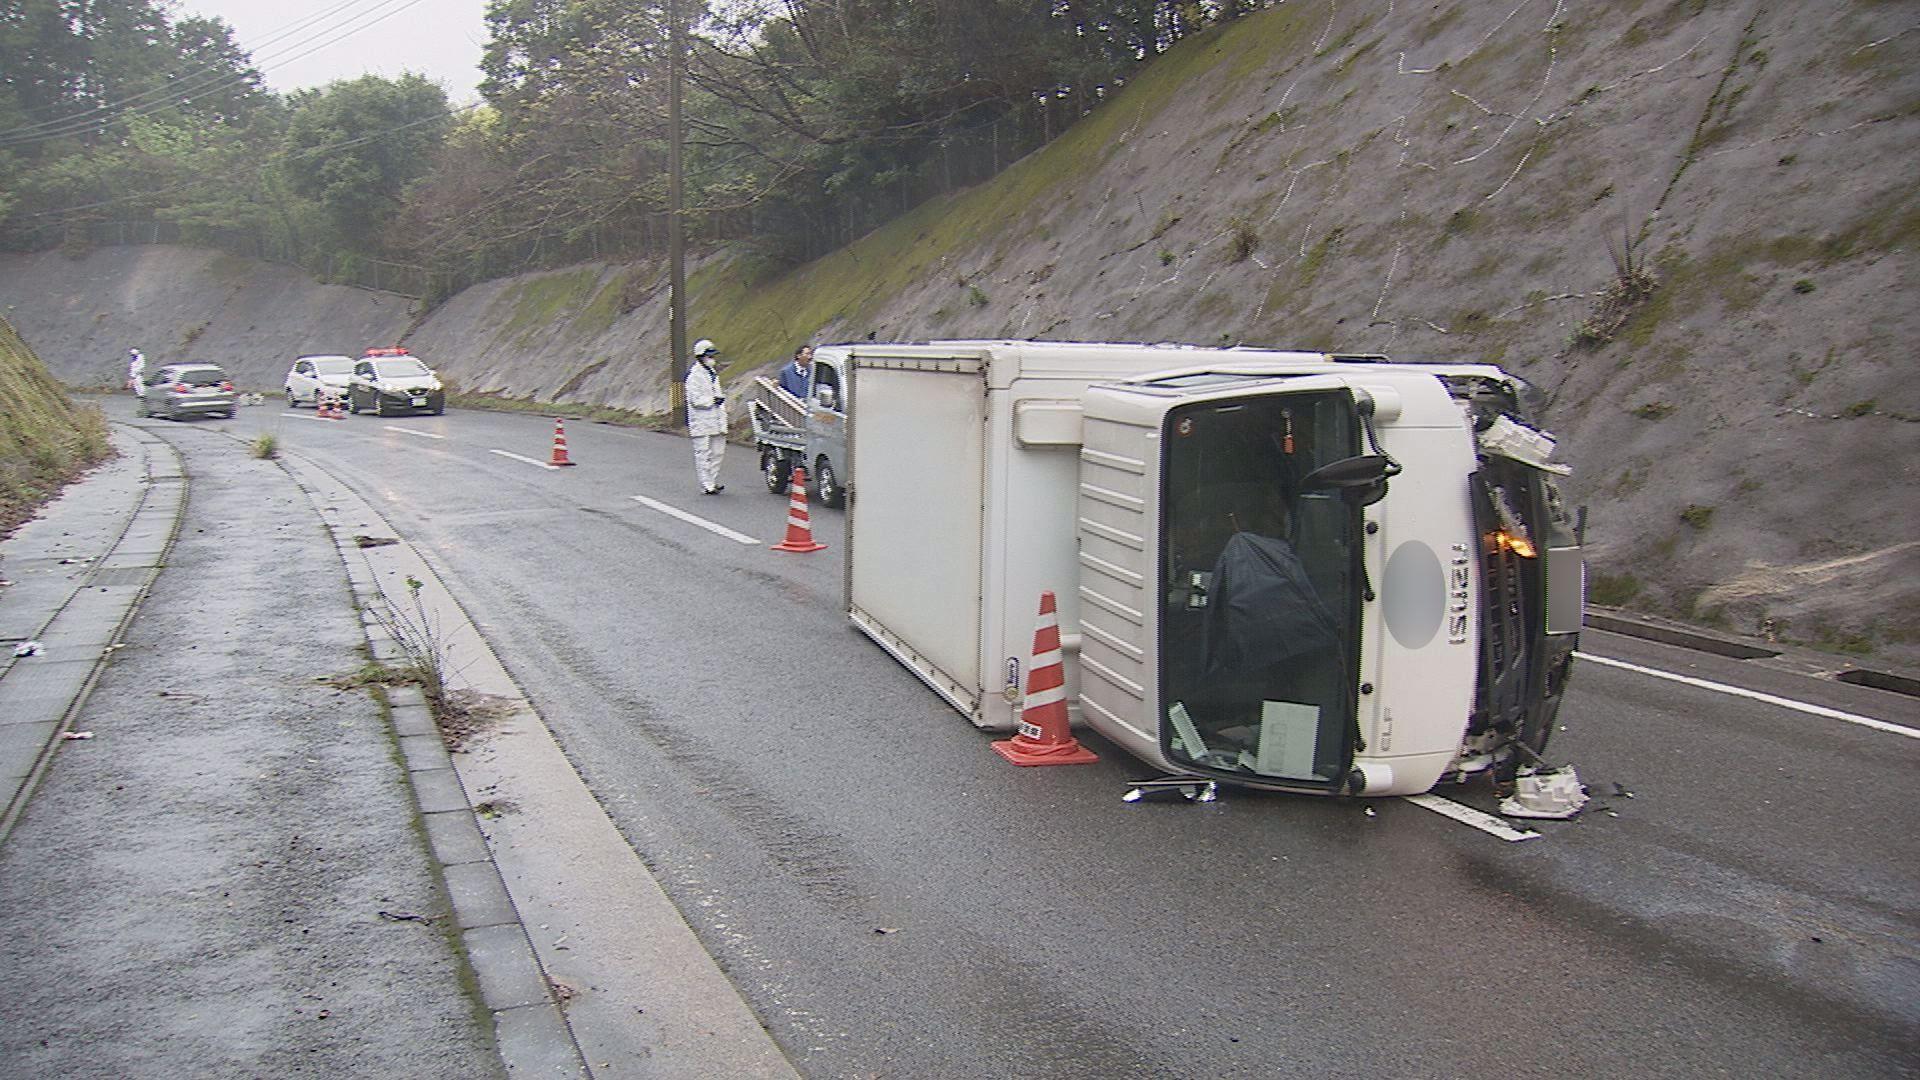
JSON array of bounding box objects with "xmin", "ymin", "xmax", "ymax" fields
[{"xmin": 845, "ymin": 341, "xmax": 1584, "ymax": 798}]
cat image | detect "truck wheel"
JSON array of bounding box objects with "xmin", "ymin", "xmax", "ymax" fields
[
  {"xmin": 762, "ymin": 449, "xmax": 790, "ymax": 494},
  {"xmin": 815, "ymin": 458, "xmax": 843, "ymax": 508}
]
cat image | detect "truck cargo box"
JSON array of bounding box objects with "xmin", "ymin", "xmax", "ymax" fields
[{"xmin": 844, "ymin": 341, "xmax": 1330, "ymax": 732}]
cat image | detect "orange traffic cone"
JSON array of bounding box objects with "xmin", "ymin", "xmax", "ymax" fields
[
  {"xmin": 771, "ymin": 466, "xmax": 827, "ymax": 553},
  {"xmin": 318, "ymin": 393, "xmax": 341, "ymax": 419},
  {"xmin": 992, "ymin": 591, "xmax": 1098, "ymax": 766},
  {"xmin": 548, "ymin": 418, "xmax": 576, "ymax": 466}
]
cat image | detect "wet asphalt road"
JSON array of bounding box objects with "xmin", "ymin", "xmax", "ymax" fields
[{"xmin": 162, "ymin": 398, "xmax": 1918, "ymax": 1078}]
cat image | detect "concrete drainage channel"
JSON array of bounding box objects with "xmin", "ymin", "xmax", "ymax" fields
[
  {"xmin": 284, "ymin": 454, "xmax": 589, "ymax": 1078},
  {"xmin": 0, "ymin": 427, "xmax": 183, "ymax": 844}
]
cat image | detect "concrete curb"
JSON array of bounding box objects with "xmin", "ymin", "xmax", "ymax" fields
[
  {"xmin": 274, "ymin": 447, "xmax": 799, "ymax": 1079},
  {"xmin": 1585, "ymin": 606, "xmax": 1920, "ymax": 696}
]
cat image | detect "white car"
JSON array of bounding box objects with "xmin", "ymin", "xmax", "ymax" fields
[
  {"xmin": 347, "ymin": 349, "xmax": 446, "ymax": 416},
  {"xmin": 285, "ymin": 354, "xmax": 355, "ymax": 408}
]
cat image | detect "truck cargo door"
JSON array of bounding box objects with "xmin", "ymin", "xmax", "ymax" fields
[{"xmin": 846, "ymin": 360, "xmax": 988, "ymax": 716}]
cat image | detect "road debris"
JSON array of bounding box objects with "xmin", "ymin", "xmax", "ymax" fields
[
  {"xmin": 1122, "ymin": 777, "xmax": 1219, "ymax": 803},
  {"xmin": 377, "ymin": 910, "xmax": 434, "ymax": 924},
  {"xmin": 353, "ymin": 535, "xmax": 399, "ymax": 548},
  {"xmin": 1499, "ymin": 766, "xmax": 1590, "ymax": 820},
  {"xmin": 13, "ymin": 641, "xmax": 43, "ymax": 657},
  {"xmin": 61, "ymin": 731, "xmax": 94, "ymax": 741}
]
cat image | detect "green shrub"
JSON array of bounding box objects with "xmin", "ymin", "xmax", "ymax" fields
[
  {"xmin": 1226, "ymin": 216, "xmax": 1259, "ymax": 263},
  {"xmin": 1588, "ymin": 573, "xmax": 1642, "ymax": 606}
]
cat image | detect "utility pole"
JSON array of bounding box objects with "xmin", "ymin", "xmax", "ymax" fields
[{"xmin": 666, "ymin": 0, "xmax": 688, "ymax": 419}]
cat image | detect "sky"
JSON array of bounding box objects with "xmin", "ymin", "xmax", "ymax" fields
[{"xmin": 175, "ymin": 0, "xmax": 490, "ymax": 101}]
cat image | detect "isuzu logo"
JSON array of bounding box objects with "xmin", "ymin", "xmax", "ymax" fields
[{"xmin": 1447, "ymin": 543, "xmax": 1471, "ymax": 644}]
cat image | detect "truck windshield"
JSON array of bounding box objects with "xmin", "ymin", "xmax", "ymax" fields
[{"xmin": 1158, "ymin": 390, "xmax": 1360, "ymax": 787}]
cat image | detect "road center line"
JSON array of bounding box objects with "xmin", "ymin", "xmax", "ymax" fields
[
  {"xmin": 1575, "ymin": 651, "xmax": 1920, "ymax": 740},
  {"xmin": 489, "ymin": 449, "xmax": 560, "ymax": 471},
  {"xmin": 630, "ymin": 495, "xmax": 760, "ymax": 545},
  {"xmin": 384, "ymin": 426, "xmax": 445, "ymax": 440},
  {"xmin": 1403, "ymin": 794, "xmax": 1540, "ymax": 841}
]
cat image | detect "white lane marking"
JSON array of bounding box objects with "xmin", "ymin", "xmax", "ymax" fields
[
  {"xmin": 1576, "ymin": 651, "xmax": 1920, "ymax": 740},
  {"xmin": 630, "ymin": 495, "xmax": 761, "ymax": 545},
  {"xmin": 1403, "ymin": 794, "xmax": 1541, "ymax": 841},
  {"xmin": 384, "ymin": 426, "xmax": 445, "ymax": 440},
  {"xmin": 489, "ymin": 449, "xmax": 560, "ymax": 471}
]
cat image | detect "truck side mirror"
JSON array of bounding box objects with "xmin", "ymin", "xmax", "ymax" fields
[
  {"xmin": 815, "ymin": 386, "xmax": 837, "ymax": 410},
  {"xmin": 1301, "ymin": 454, "xmax": 1393, "ymax": 506}
]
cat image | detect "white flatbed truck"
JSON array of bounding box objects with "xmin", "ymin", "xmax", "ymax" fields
[{"xmin": 844, "ymin": 341, "xmax": 1584, "ymax": 799}]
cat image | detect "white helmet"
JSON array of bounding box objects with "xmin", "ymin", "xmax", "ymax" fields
[{"xmin": 693, "ymin": 338, "xmax": 717, "ymax": 358}]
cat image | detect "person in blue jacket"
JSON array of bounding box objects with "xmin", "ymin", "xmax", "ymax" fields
[{"xmin": 778, "ymin": 344, "xmax": 813, "ymax": 400}]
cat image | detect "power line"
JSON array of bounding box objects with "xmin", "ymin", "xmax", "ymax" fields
[{"xmin": 0, "ymin": 0, "xmax": 434, "ymax": 148}]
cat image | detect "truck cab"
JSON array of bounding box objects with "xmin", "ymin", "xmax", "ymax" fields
[
  {"xmin": 752, "ymin": 346, "xmax": 850, "ymax": 506},
  {"xmin": 1077, "ymin": 363, "xmax": 1581, "ymax": 795}
]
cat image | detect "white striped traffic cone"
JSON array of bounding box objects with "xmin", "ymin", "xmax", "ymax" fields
[
  {"xmin": 771, "ymin": 466, "xmax": 826, "ymax": 553},
  {"xmin": 992, "ymin": 591, "xmax": 1097, "ymax": 766},
  {"xmin": 548, "ymin": 418, "xmax": 576, "ymax": 466}
]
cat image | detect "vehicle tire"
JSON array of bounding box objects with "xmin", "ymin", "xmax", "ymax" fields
[
  {"xmin": 287, "ymin": 389, "xmax": 298, "ymax": 408},
  {"xmin": 374, "ymin": 397, "xmax": 390, "ymax": 417},
  {"xmin": 222, "ymin": 409, "xmax": 236, "ymax": 419},
  {"xmin": 815, "ymin": 457, "xmax": 843, "ymax": 508},
  {"xmin": 346, "ymin": 393, "xmax": 360, "ymax": 415},
  {"xmin": 762, "ymin": 449, "xmax": 790, "ymax": 494},
  {"xmin": 431, "ymin": 403, "xmax": 445, "ymax": 416}
]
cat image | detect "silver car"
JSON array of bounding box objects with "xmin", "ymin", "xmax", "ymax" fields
[{"xmin": 138, "ymin": 363, "xmax": 236, "ymax": 420}]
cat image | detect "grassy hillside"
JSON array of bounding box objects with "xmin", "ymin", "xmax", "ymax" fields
[
  {"xmin": 0, "ymin": 318, "xmax": 112, "ymax": 537},
  {"xmin": 690, "ymin": 0, "xmax": 1920, "ymax": 663}
]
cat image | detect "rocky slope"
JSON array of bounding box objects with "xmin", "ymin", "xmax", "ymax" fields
[{"xmin": 5, "ymin": 0, "xmax": 1915, "ymax": 662}]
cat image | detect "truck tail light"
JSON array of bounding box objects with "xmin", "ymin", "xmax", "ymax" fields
[
  {"xmin": 219, "ymin": 381, "xmax": 234, "ymax": 392},
  {"xmin": 172, "ymin": 382, "xmax": 191, "ymax": 394}
]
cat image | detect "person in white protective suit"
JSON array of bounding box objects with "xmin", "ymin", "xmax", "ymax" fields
[
  {"xmin": 685, "ymin": 338, "xmax": 728, "ymax": 494},
  {"xmin": 127, "ymin": 349, "xmax": 147, "ymax": 397}
]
